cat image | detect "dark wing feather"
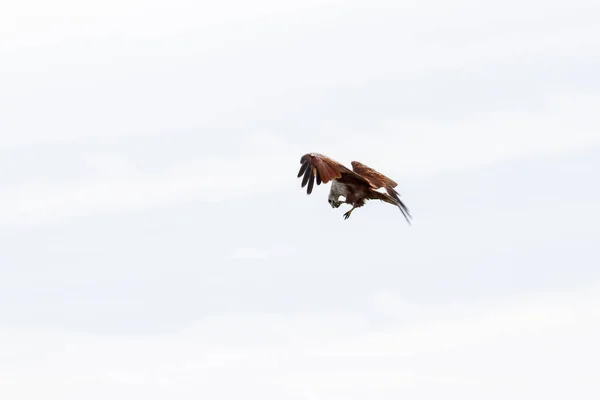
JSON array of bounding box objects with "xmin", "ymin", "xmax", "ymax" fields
[
  {"xmin": 307, "ymin": 166, "xmax": 315, "ymax": 194},
  {"xmin": 351, "ymin": 160, "xmax": 412, "ymax": 224},
  {"xmin": 297, "ymin": 160, "xmax": 309, "ymax": 178},
  {"xmin": 297, "ymin": 153, "xmax": 372, "ymax": 194}
]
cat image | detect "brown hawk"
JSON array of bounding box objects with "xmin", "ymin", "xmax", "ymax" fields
[{"xmin": 297, "ymin": 152, "xmax": 412, "ymax": 223}]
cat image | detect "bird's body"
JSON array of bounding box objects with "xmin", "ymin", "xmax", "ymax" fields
[
  {"xmin": 329, "ymin": 180, "xmax": 352, "ymax": 203},
  {"xmin": 297, "ymin": 152, "xmax": 412, "ymax": 223},
  {"xmin": 329, "ymin": 179, "xmax": 368, "ymax": 208}
]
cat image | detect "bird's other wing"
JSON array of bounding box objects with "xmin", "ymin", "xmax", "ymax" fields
[
  {"xmin": 350, "ymin": 160, "xmax": 398, "ymax": 188},
  {"xmin": 351, "ymin": 160, "xmax": 412, "ymax": 223},
  {"xmin": 297, "ymin": 153, "xmax": 372, "ymax": 194}
]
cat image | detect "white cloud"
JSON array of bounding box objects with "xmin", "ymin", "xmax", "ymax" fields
[
  {"xmin": 1, "ymin": 90, "xmax": 598, "ymax": 229},
  {"xmin": 0, "ymin": 0, "xmax": 350, "ymax": 41},
  {"xmin": 1, "ymin": 0, "xmax": 598, "ymax": 149},
  {"xmin": 1, "ymin": 285, "xmax": 598, "ymax": 399},
  {"xmin": 0, "ymin": 151, "xmax": 294, "ymax": 228},
  {"xmin": 82, "ymin": 152, "xmax": 140, "ymax": 178},
  {"xmin": 318, "ymin": 91, "xmax": 600, "ymax": 178},
  {"xmin": 1, "ymin": 2, "xmax": 598, "ymax": 399},
  {"xmin": 225, "ymin": 245, "xmax": 296, "ymax": 261}
]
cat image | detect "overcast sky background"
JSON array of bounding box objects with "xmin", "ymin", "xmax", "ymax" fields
[{"xmin": 1, "ymin": 0, "xmax": 600, "ymax": 398}]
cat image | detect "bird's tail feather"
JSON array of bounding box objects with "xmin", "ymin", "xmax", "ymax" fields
[
  {"xmin": 395, "ymin": 197, "xmax": 412, "ymax": 225},
  {"xmin": 373, "ymin": 188, "xmax": 412, "ymax": 224}
]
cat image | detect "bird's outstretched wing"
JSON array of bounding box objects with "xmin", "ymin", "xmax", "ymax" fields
[
  {"xmin": 351, "ymin": 160, "xmax": 412, "ymax": 223},
  {"xmin": 350, "ymin": 161, "xmax": 398, "ymax": 188},
  {"xmin": 297, "ymin": 153, "xmax": 371, "ymax": 194}
]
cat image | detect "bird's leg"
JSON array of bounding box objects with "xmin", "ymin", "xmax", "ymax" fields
[{"xmin": 343, "ymin": 206, "xmax": 356, "ymax": 220}]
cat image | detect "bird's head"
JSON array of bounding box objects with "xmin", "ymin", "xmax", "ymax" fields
[{"xmin": 328, "ymin": 197, "xmax": 341, "ymax": 208}]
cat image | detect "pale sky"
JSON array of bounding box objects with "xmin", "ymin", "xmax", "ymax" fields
[{"xmin": 1, "ymin": 0, "xmax": 600, "ymax": 398}]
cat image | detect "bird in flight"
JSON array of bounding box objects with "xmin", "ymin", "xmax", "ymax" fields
[{"xmin": 297, "ymin": 152, "xmax": 412, "ymax": 223}]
